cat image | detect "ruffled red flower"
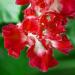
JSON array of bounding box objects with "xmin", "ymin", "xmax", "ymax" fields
[
  {"xmin": 39, "ymin": 12, "xmax": 73, "ymax": 54},
  {"xmin": 2, "ymin": 24, "xmax": 26, "ymax": 58},
  {"xmin": 16, "ymin": 0, "xmax": 75, "ymax": 18},
  {"xmin": 27, "ymin": 35, "xmax": 58, "ymax": 72},
  {"xmin": 2, "ymin": 0, "xmax": 74, "ymax": 72}
]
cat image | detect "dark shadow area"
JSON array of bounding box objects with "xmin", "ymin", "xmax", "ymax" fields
[
  {"xmin": 54, "ymin": 49, "xmax": 75, "ymax": 60},
  {"xmin": 37, "ymin": 68, "xmax": 75, "ymax": 75},
  {"xmin": 19, "ymin": 4, "xmax": 29, "ymax": 21}
]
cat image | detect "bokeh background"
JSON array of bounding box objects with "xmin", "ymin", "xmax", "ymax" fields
[{"xmin": 0, "ymin": 0, "xmax": 75, "ymax": 75}]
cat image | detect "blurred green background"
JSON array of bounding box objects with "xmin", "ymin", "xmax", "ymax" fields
[{"xmin": 0, "ymin": 0, "xmax": 75, "ymax": 75}]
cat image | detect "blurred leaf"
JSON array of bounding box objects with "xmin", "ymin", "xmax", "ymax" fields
[
  {"xmin": 0, "ymin": 0, "xmax": 21, "ymax": 23},
  {"xmin": 66, "ymin": 19, "xmax": 75, "ymax": 46}
]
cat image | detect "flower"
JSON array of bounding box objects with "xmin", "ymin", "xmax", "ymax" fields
[{"xmin": 2, "ymin": 0, "xmax": 74, "ymax": 72}]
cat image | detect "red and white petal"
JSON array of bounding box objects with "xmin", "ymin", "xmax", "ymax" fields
[
  {"xmin": 29, "ymin": 0, "xmax": 54, "ymax": 16},
  {"xmin": 51, "ymin": 35, "xmax": 73, "ymax": 54},
  {"xmin": 27, "ymin": 44, "xmax": 58, "ymax": 72},
  {"xmin": 27, "ymin": 33, "xmax": 58, "ymax": 72}
]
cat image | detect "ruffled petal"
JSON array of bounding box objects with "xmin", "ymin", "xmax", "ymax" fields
[
  {"xmin": 27, "ymin": 34, "xmax": 58, "ymax": 72},
  {"xmin": 2, "ymin": 24, "xmax": 26, "ymax": 58},
  {"xmin": 51, "ymin": 35, "xmax": 73, "ymax": 54},
  {"xmin": 22, "ymin": 16, "xmax": 40, "ymax": 35},
  {"xmin": 27, "ymin": 45, "xmax": 58, "ymax": 72}
]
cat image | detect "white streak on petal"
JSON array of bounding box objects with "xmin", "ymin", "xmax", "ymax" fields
[
  {"xmin": 28, "ymin": 33, "xmax": 46, "ymax": 56},
  {"xmin": 35, "ymin": 39, "xmax": 46, "ymax": 56},
  {"xmin": 49, "ymin": 0, "xmax": 62, "ymax": 12},
  {"xmin": 17, "ymin": 22, "xmax": 22, "ymax": 28},
  {"xmin": 50, "ymin": 40, "xmax": 58, "ymax": 48}
]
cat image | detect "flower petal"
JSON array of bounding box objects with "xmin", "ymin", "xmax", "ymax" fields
[
  {"xmin": 22, "ymin": 16, "xmax": 40, "ymax": 35},
  {"xmin": 16, "ymin": 0, "xmax": 29, "ymax": 5},
  {"xmin": 27, "ymin": 35, "xmax": 58, "ymax": 72},
  {"xmin": 51, "ymin": 35, "xmax": 73, "ymax": 54},
  {"xmin": 2, "ymin": 24, "xmax": 26, "ymax": 58}
]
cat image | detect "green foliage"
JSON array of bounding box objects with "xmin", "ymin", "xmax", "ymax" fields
[{"xmin": 0, "ymin": 0, "xmax": 20, "ymax": 23}]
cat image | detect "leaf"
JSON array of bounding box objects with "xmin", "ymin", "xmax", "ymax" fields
[{"xmin": 0, "ymin": 0, "xmax": 21, "ymax": 23}]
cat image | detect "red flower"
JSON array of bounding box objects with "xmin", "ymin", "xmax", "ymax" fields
[
  {"xmin": 2, "ymin": 0, "xmax": 74, "ymax": 72},
  {"xmin": 27, "ymin": 35, "xmax": 58, "ymax": 72},
  {"xmin": 39, "ymin": 12, "xmax": 67, "ymax": 40},
  {"xmin": 39, "ymin": 12, "xmax": 73, "ymax": 54},
  {"xmin": 2, "ymin": 24, "xmax": 26, "ymax": 58}
]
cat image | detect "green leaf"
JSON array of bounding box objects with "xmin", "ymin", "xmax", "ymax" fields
[{"xmin": 0, "ymin": 0, "xmax": 21, "ymax": 23}]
